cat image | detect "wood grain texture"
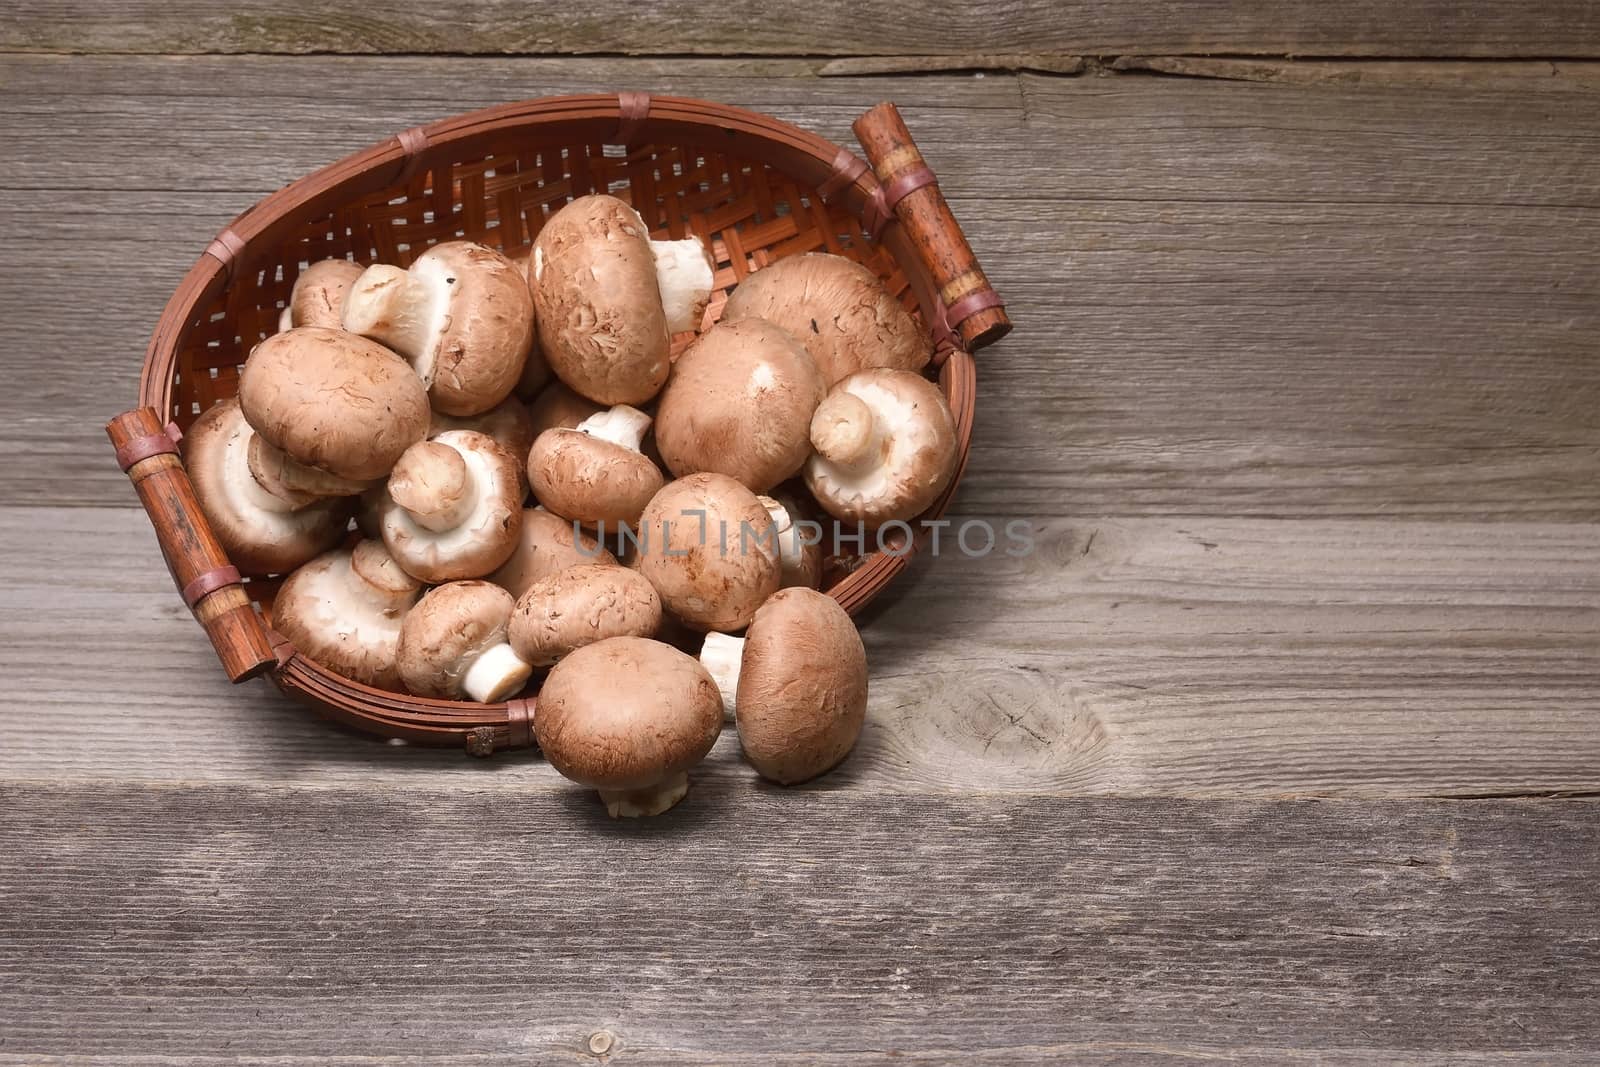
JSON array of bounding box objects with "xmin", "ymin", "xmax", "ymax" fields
[
  {"xmin": 2, "ymin": 57, "xmax": 1597, "ymax": 517},
  {"xmin": 4, "ymin": 0, "xmax": 1599, "ymax": 57},
  {"xmin": 4, "ymin": 505, "xmax": 1595, "ymax": 797},
  {"xmin": 1, "ymin": 782, "xmax": 1596, "ymax": 1063}
]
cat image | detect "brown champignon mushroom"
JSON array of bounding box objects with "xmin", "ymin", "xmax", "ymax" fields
[
  {"xmin": 246, "ymin": 434, "xmax": 380, "ymax": 506},
  {"xmin": 698, "ymin": 588, "xmax": 867, "ymax": 783},
  {"xmin": 637, "ymin": 473, "xmax": 780, "ymax": 632},
  {"xmin": 720, "ymin": 252, "xmax": 932, "ymax": 385},
  {"xmin": 272, "ymin": 539, "xmax": 422, "ymax": 691},
  {"xmin": 429, "ymin": 396, "xmax": 535, "ymax": 492},
  {"xmin": 652, "ymin": 317, "xmax": 826, "ymax": 492},
  {"xmin": 508, "ymin": 563, "xmax": 661, "ymax": 667},
  {"xmin": 526, "ymin": 380, "xmax": 604, "ymax": 440},
  {"xmin": 530, "ymin": 194, "xmax": 713, "ymax": 405},
  {"xmin": 342, "ymin": 241, "xmax": 533, "ymax": 416},
  {"xmin": 237, "ymin": 326, "xmax": 430, "ymax": 482},
  {"xmin": 804, "ymin": 369, "xmax": 958, "ymax": 529},
  {"xmin": 535, "ymin": 636, "xmax": 722, "ymax": 817},
  {"xmin": 396, "ymin": 581, "xmax": 532, "ymax": 702},
  {"xmin": 487, "ymin": 508, "xmax": 616, "ymax": 599},
  {"xmin": 286, "ymin": 258, "xmax": 365, "ymax": 331},
  {"xmin": 379, "ymin": 430, "xmax": 523, "ymax": 583},
  {"xmin": 184, "ymin": 398, "xmax": 353, "ymax": 576},
  {"xmin": 528, "ymin": 405, "xmax": 664, "ymax": 530}
]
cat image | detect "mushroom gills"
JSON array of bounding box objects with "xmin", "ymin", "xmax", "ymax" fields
[
  {"xmin": 387, "ymin": 438, "xmax": 506, "ymax": 555},
  {"xmin": 699, "ymin": 631, "xmax": 745, "ymax": 721},
  {"xmin": 460, "ymin": 642, "xmax": 533, "ymax": 704},
  {"xmin": 342, "ymin": 258, "xmax": 453, "ymax": 388},
  {"xmin": 806, "ymin": 381, "xmax": 908, "ymax": 503},
  {"xmin": 649, "ymin": 237, "xmax": 715, "ymax": 333}
]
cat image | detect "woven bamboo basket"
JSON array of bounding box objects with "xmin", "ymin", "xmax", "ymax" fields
[{"xmin": 108, "ymin": 93, "xmax": 1010, "ymax": 754}]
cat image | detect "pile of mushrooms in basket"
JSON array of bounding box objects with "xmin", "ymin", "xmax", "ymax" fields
[{"xmin": 189, "ymin": 194, "xmax": 959, "ymax": 817}]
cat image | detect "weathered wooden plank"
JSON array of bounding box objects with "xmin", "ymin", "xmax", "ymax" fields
[
  {"xmin": 0, "ymin": 782, "xmax": 1595, "ymax": 1062},
  {"xmin": 2, "ymin": 57, "xmax": 1597, "ymax": 518},
  {"xmin": 3, "ymin": 506, "xmax": 1595, "ymax": 797},
  {"xmin": 4, "ymin": 0, "xmax": 1598, "ymax": 58}
]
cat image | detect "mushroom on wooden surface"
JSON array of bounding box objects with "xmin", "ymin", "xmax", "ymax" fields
[
  {"xmin": 379, "ymin": 430, "xmax": 523, "ymax": 583},
  {"xmin": 530, "ymin": 194, "xmax": 713, "ymax": 405},
  {"xmin": 528, "ymin": 405, "xmax": 664, "ymax": 530},
  {"xmin": 396, "ymin": 581, "xmax": 532, "ymax": 703},
  {"xmin": 237, "ymin": 326, "xmax": 430, "ymax": 482},
  {"xmin": 271, "ymin": 539, "xmax": 422, "ymax": 692},
  {"xmin": 805, "ymin": 368, "xmax": 959, "ymax": 529},
  {"xmin": 508, "ymin": 563, "xmax": 661, "ymax": 667},
  {"xmin": 535, "ymin": 636, "xmax": 723, "ymax": 817},
  {"xmin": 652, "ymin": 317, "xmax": 826, "ymax": 492},
  {"xmin": 720, "ymin": 252, "xmax": 931, "ymax": 384},
  {"xmin": 699, "ymin": 587, "xmax": 867, "ymax": 783},
  {"xmin": 184, "ymin": 398, "xmax": 352, "ymax": 576},
  {"xmin": 343, "ymin": 241, "xmax": 533, "ymax": 416},
  {"xmin": 636, "ymin": 473, "xmax": 780, "ymax": 632}
]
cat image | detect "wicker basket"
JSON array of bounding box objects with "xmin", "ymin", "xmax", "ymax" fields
[{"xmin": 107, "ymin": 93, "xmax": 1010, "ymax": 754}]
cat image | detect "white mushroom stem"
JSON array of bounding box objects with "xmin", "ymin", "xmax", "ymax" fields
[
  {"xmin": 757, "ymin": 495, "xmax": 804, "ymax": 577},
  {"xmin": 276, "ymin": 306, "xmax": 294, "ymax": 334},
  {"xmin": 809, "ymin": 391, "xmax": 881, "ymax": 470},
  {"xmin": 651, "ymin": 237, "xmax": 715, "ymax": 333},
  {"xmin": 388, "ymin": 441, "xmax": 473, "ymax": 533},
  {"xmin": 699, "ymin": 631, "xmax": 746, "ymax": 722},
  {"xmin": 460, "ymin": 642, "xmax": 533, "ymax": 704},
  {"xmin": 598, "ymin": 771, "xmax": 690, "ymax": 819},
  {"xmin": 341, "ymin": 260, "xmax": 451, "ymax": 386},
  {"xmin": 576, "ymin": 405, "xmax": 652, "ymax": 453}
]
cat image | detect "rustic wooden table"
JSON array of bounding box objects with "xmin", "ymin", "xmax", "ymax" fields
[{"xmin": 3, "ymin": 4, "xmax": 1598, "ymax": 1063}]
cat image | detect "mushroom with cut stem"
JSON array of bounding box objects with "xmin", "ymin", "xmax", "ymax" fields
[
  {"xmin": 805, "ymin": 369, "xmax": 959, "ymax": 529},
  {"xmin": 527, "ymin": 404, "xmax": 664, "ymax": 530},
  {"xmin": 271, "ymin": 539, "xmax": 423, "ymax": 691},
  {"xmin": 428, "ymin": 396, "xmax": 535, "ymax": 492},
  {"xmin": 396, "ymin": 581, "xmax": 532, "ymax": 703},
  {"xmin": 637, "ymin": 473, "xmax": 780, "ymax": 632},
  {"xmin": 720, "ymin": 252, "xmax": 932, "ymax": 385},
  {"xmin": 246, "ymin": 434, "xmax": 380, "ymax": 507},
  {"xmin": 280, "ymin": 258, "xmax": 365, "ymax": 332},
  {"xmin": 758, "ymin": 492, "xmax": 823, "ymax": 590},
  {"xmin": 379, "ymin": 430, "xmax": 524, "ymax": 583},
  {"xmin": 530, "ymin": 194, "xmax": 713, "ymax": 405},
  {"xmin": 487, "ymin": 508, "xmax": 616, "ymax": 600},
  {"xmin": 238, "ymin": 326, "xmax": 431, "ymax": 482},
  {"xmin": 342, "ymin": 241, "xmax": 533, "ymax": 416},
  {"xmin": 184, "ymin": 398, "xmax": 353, "ymax": 576},
  {"xmin": 652, "ymin": 317, "xmax": 826, "ymax": 492},
  {"xmin": 536, "ymin": 636, "xmax": 723, "ymax": 817},
  {"xmin": 509, "ymin": 563, "xmax": 661, "ymax": 667},
  {"xmin": 699, "ymin": 587, "xmax": 867, "ymax": 783}
]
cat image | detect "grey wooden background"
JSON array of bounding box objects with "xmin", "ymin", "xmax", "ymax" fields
[{"xmin": 2, "ymin": 4, "xmax": 1598, "ymax": 1063}]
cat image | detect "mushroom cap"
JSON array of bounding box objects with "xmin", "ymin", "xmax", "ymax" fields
[
  {"xmin": 526, "ymin": 380, "xmax": 604, "ymax": 440},
  {"xmin": 271, "ymin": 540, "xmax": 422, "ymax": 691},
  {"xmin": 429, "ymin": 396, "xmax": 535, "ymax": 491},
  {"xmin": 396, "ymin": 580, "xmax": 518, "ymax": 699},
  {"xmin": 418, "ymin": 242, "xmax": 535, "ymax": 416},
  {"xmin": 237, "ymin": 326, "xmax": 431, "ymax": 481},
  {"xmin": 804, "ymin": 369, "xmax": 959, "ymax": 529},
  {"xmin": 637, "ymin": 473, "xmax": 781, "ymax": 632},
  {"xmin": 720, "ymin": 253, "xmax": 932, "ymax": 385},
  {"xmin": 509, "ymin": 563, "xmax": 662, "ymax": 667},
  {"xmin": 487, "ymin": 508, "xmax": 617, "ymax": 599},
  {"xmin": 535, "ymin": 636, "xmax": 722, "ymax": 791},
  {"xmin": 184, "ymin": 398, "xmax": 352, "ymax": 576},
  {"xmin": 653, "ymin": 317, "xmax": 827, "ymax": 492},
  {"xmin": 528, "ymin": 428, "xmax": 664, "ymax": 529},
  {"xmin": 380, "ymin": 430, "xmax": 524, "ymax": 583},
  {"xmin": 735, "ymin": 588, "xmax": 868, "ymax": 784},
  {"xmin": 531, "ymin": 194, "xmax": 670, "ymax": 405},
  {"xmin": 288, "ymin": 259, "xmax": 364, "ymax": 330}
]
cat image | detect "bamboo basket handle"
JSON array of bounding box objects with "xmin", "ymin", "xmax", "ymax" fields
[
  {"xmin": 106, "ymin": 407, "xmax": 277, "ymax": 683},
  {"xmin": 852, "ymin": 102, "xmax": 1011, "ymax": 352}
]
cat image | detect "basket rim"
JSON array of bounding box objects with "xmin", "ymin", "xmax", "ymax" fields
[{"xmin": 132, "ymin": 92, "xmax": 983, "ymax": 749}]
